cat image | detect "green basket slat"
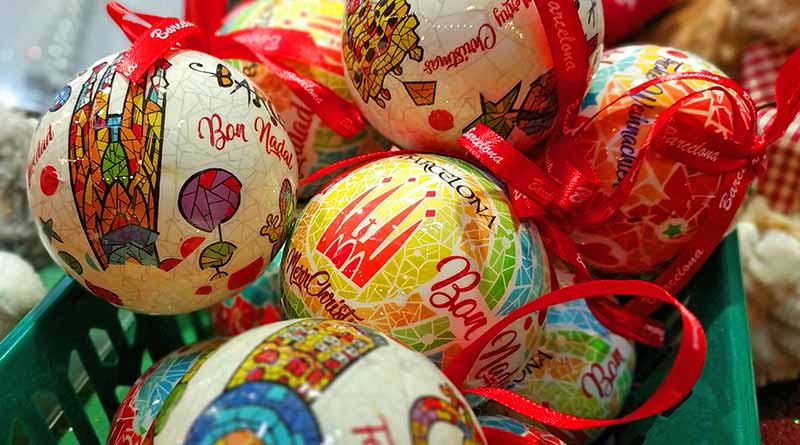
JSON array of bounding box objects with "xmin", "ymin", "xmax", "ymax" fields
[
  {"xmin": 14, "ymin": 405, "xmax": 58, "ymax": 445},
  {"xmin": 54, "ymin": 379, "xmax": 100, "ymax": 445},
  {"xmin": 73, "ymin": 333, "xmax": 120, "ymax": 422},
  {"xmin": 0, "ymin": 277, "xmax": 191, "ymax": 445},
  {"xmin": 0, "ymin": 236, "xmax": 759, "ymax": 444},
  {"xmin": 611, "ymin": 235, "xmax": 760, "ymax": 445}
]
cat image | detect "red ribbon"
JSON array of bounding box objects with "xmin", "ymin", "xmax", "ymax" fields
[
  {"xmin": 443, "ymin": 280, "xmax": 706, "ymax": 431},
  {"xmin": 106, "ymin": 1, "xmax": 364, "ymax": 138},
  {"xmin": 298, "ymin": 151, "xmax": 701, "ymax": 438},
  {"xmin": 297, "ymin": 148, "xmax": 424, "ymax": 189},
  {"xmin": 301, "ymin": 147, "xmax": 665, "ymax": 346},
  {"xmin": 534, "ymin": 0, "xmax": 590, "ymax": 132},
  {"xmin": 457, "ymin": 0, "xmax": 800, "ymax": 316},
  {"xmin": 184, "ymin": 0, "xmax": 226, "ymax": 34}
]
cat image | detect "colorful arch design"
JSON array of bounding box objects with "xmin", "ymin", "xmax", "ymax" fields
[
  {"xmin": 409, "ymin": 384, "xmax": 483, "ymax": 445},
  {"xmin": 185, "ymin": 320, "xmax": 388, "ymax": 444},
  {"xmin": 186, "ymin": 382, "xmax": 321, "ymax": 445}
]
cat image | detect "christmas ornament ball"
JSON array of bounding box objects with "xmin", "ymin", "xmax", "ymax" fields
[
  {"xmin": 570, "ymin": 44, "xmax": 733, "ymax": 275},
  {"xmin": 26, "ymin": 50, "xmax": 298, "ymax": 314},
  {"xmin": 221, "ymin": 0, "xmax": 389, "ymax": 198},
  {"xmin": 281, "ymin": 153, "xmax": 551, "ymax": 388},
  {"xmin": 136, "ymin": 319, "xmax": 487, "ymax": 445},
  {"xmin": 488, "ymin": 263, "xmax": 636, "ymax": 444},
  {"xmin": 342, "ymin": 0, "xmax": 605, "ymax": 152},
  {"xmin": 524, "ymin": 299, "xmax": 635, "ymax": 443},
  {"xmin": 108, "ymin": 340, "xmax": 224, "ymax": 445}
]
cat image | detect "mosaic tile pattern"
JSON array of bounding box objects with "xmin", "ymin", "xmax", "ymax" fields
[
  {"xmin": 281, "ymin": 154, "xmax": 550, "ymax": 388},
  {"xmin": 343, "ymin": 0, "xmax": 604, "ymax": 152},
  {"xmin": 221, "ymin": 0, "xmax": 388, "ymax": 198},
  {"xmin": 570, "ymin": 45, "xmax": 733, "ymax": 275},
  {"xmin": 152, "ymin": 319, "xmax": 486, "ymax": 445},
  {"xmin": 26, "ymin": 50, "xmax": 298, "ymax": 313}
]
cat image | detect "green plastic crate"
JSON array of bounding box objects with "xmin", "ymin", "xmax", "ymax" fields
[
  {"xmin": 610, "ymin": 235, "xmax": 760, "ymax": 445},
  {"xmin": 0, "ymin": 235, "xmax": 759, "ymax": 445}
]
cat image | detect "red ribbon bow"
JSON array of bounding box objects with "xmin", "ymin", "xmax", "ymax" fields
[
  {"xmin": 106, "ymin": 1, "xmax": 364, "ymax": 138},
  {"xmin": 457, "ymin": 0, "xmax": 800, "ymax": 317}
]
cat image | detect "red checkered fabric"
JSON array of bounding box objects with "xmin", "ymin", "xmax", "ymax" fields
[{"xmin": 742, "ymin": 42, "xmax": 800, "ymax": 214}]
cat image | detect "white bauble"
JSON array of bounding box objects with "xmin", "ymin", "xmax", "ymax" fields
[
  {"xmin": 153, "ymin": 319, "xmax": 487, "ymax": 445},
  {"xmin": 343, "ymin": 0, "xmax": 604, "ymax": 152},
  {"xmin": 26, "ymin": 50, "xmax": 298, "ymax": 314}
]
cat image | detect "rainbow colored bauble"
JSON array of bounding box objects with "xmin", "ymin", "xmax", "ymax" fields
[
  {"xmin": 220, "ymin": 0, "xmax": 388, "ymax": 198},
  {"xmin": 476, "ymin": 263, "xmax": 635, "ymax": 443},
  {"xmin": 529, "ymin": 300, "xmax": 635, "ymax": 443},
  {"xmin": 26, "ymin": 50, "xmax": 298, "ymax": 313},
  {"xmin": 281, "ymin": 153, "xmax": 551, "ymax": 388},
  {"xmin": 342, "ymin": 0, "xmax": 604, "ymax": 152},
  {"xmin": 570, "ymin": 44, "xmax": 732, "ymax": 275},
  {"xmin": 119, "ymin": 319, "xmax": 486, "ymax": 445}
]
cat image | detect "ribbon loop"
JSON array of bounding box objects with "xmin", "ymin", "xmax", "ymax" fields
[
  {"xmin": 443, "ymin": 280, "xmax": 705, "ymax": 430},
  {"xmin": 645, "ymin": 86, "xmax": 752, "ymax": 174},
  {"xmin": 762, "ymin": 49, "xmax": 800, "ymax": 145},
  {"xmin": 458, "ymin": 51, "xmax": 796, "ymax": 312},
  {"xmin": 184, "ymin": 0, "xmax": 226, "ymax": 35},
  {"xmin": 297, "ymin": 149, "xmax": 429, "ymax": 189},
  {"xmin": 107, "ymin": 1, "xmax": 163, "ymax": 40}
]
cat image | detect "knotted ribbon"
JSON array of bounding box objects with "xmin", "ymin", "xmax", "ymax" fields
[
  {"xmin": 457, "ymin": 0, "xmax": 800, "ymax": 316},
  {"xmin": 106, "ymin": 1, "xmax": 364, "ymax": 138}
]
